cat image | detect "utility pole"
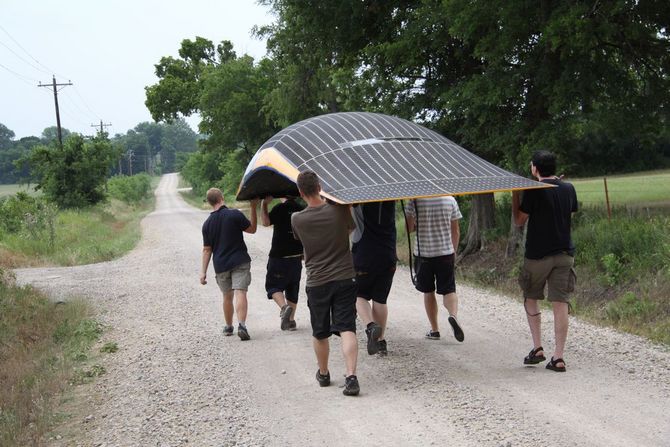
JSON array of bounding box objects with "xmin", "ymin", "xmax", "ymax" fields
[
  {"xmin": 127, "ymin": 150, "xmax": 134, "ymax": 176},
  {"xmin": 38, "ymin": 75, "xmax": 72, "ymax": 147},
  {"xmin": 91, "ymin": 120, "xmax": 112, "ymax": 136}
]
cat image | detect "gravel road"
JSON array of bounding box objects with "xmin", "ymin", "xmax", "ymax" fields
[{"xmin": 14, "ymin": 173, "xmax": 670, "ymax": 447}]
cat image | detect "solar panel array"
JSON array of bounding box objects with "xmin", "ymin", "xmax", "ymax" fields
[{"xmin": 255, "ymin": 112, "xmax": 545, "ymax": 203}]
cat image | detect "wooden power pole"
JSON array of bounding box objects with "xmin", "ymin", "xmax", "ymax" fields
[
  {"xmin": 38, "ymin": 75, "xmax": 72, "ymax": 147},
  {"xmin": 91, "ymin": 120, "xmax": 112, "ymax": 136}
]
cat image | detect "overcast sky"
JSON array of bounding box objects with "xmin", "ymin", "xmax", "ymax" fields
[{"xmin": 1, "ymin": 0, "xmax": 273, "ymax": 139}]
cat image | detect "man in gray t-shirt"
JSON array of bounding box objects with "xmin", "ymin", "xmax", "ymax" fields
[{"xmin": 291, "ymin": 171, "xmax": 360, "ymax": 396}]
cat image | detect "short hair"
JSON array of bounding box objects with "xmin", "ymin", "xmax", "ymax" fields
[
  {"xmin": 296, "ymin": 170, "xmax": 320, "ymax": 197},
  {"xmin": 531, "ymin": 150, "xmax": 557, "ymax": 177},
  {"xmin": 206, "ymin": 188, "xmax": 224, "ymax": 206}
]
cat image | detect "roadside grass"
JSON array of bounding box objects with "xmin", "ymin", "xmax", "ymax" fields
[
  {"xmin": 177, "ymin": 174, "xmax": 239, "ymax": 211},
  {"xmin": 569, "ymin": 169, "xmax": 670, "ymax": 207},
  {"xmin": 0, "ymin": 184, "xmax": 40, "ymax": 198},
  {"xmin": 0, "ymin": 282, "xmax": 102, "ymax": 447},
  {"xmin": 0, "ymin": 198, "xmax": 153, "ymax": 268}
]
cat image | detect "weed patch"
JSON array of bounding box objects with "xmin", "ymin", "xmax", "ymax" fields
[{"xmin": 0, "ymin": 284, "xmax": 101, "ymax": 446}]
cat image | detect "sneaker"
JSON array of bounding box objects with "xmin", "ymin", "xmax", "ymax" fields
[
  {"xmin": 280, "ymin": 304, "xmax": 293, "ymax": 331},
  {"xmin": 237, "ymin": 324, "xmax": 250, "ymax": 341},
  {"xmin": 343, "ymin": 375, "xmax": 360, "ymax": 396},
  {"xmin": 365, "ymin": 323, "xmax": 382, "ymax": 355},
  {"xmin": 288, "ymin": 320, "xmax": 297, "ymax": 331},
  {"xmin": 448, "ymin": 316, "xmax": 464, "ymax": 342},
  {"xmin": 316, "ymin": 369, "xmax": 330, "ymax": 387},
  {"xmin": 223, "ymin": 325, "xmax": 234, "ymax": 336},
  {"xmin": 425, "ymin": 330, "xmax": 440, "ymax": 340},
  {"xmin": 377, "ymin": 339, "xmax": 388, "ymax": 356}
]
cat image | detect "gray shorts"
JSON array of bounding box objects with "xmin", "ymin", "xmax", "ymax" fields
[
  {"xmin": 215, "ymin": 262, "xmax": 251, "ymax": 292},
  {"xmin": 519, "ymin": 253, "xmax": 576, "ymax": 302}
]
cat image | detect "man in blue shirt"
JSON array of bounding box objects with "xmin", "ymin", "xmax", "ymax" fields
[{"xmin": 201, "ymin": 188, "xmax": 258, "ymax": 341}]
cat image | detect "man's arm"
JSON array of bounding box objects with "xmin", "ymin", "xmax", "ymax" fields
[
  {"xmin": 512, "ymin": 191, "xmax": 529, "ymax": 227},
  {"xmin": 200, "ymin": 246, "xmax": 212, "ymax": 285},
  {"xmin": 260, "ymin": 196, "xmax": 272, "ymax": 227},
  {"xmin": 451, "ymin": 219, "xmax": 460, "ymax": 255},
  {"xmin": 405, "ymin": 200, "xmax": 416, "ymax": 233},
  {"xmin": 244, "ymin": 199, "xmax": 259, "ymax": 234}
]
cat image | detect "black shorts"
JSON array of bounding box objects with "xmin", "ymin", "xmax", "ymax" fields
[
  {"xmin": 306, "ymin": 278, "xmax": 357, "ymax": 339},
  {"xmin": 414, "ymin": 254, "xmax": 456, "ymax": 295},
  {"xmin": 355, "ymin": 265, "xmax": 396, "ymax": 304},
  {"xmin": 265, "ymin": 257, "xmax": 302, "ymax": 303}
]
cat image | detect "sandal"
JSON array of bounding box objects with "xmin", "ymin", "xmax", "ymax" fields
[
  {"xmin": 523, "ymin": 346, "xmax": 546, "ymax": 365},
  {"xmin": 546, "ymin": 357, "xmax": 566, "ymax": 372}
]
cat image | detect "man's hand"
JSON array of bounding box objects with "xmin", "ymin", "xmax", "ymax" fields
[
  {"xmin": 264, "ymin": 195, "xmax": 274, "ymax": 202},
  {"xmin": 200, "ymin": 274, "xmax": 207, "ymax": 285},
  {"xmin": 250, "ymin": 198, "xmax": 260, "ymax": 208}
]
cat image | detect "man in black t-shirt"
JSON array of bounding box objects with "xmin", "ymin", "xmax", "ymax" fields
[
  {"xmin": 512, "ymin": 151, "xmax": 578, "ymax": 372},
  {"xmin": 351, "ymin": 201, "xmax": 397, "ymax": 356},
  {"xmin": 201, "ymin": 188, "xmax": 258, "ymax": 341},
  {"xmin": 261, "ymin": 196, "xmax": 305, "ymax": 331}
]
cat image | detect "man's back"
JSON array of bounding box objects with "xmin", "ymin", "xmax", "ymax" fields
[
  {"xmin": 521, "ymin": 179, "xmax": 578, "ymax": 260},
  {"xmin": 202, "ymin": 207, "xmax": 250, "ymax": 273},
  {"xmin": 269, "ymin": 199, "xmax": 304, "ymax": 258},
  {"xmin": 291, "ymin": 203, "xmax": 354, "ymax": 287},
  {"xmin": 409, "ymin": 197, "xmax": 462, "ymax": 257}
]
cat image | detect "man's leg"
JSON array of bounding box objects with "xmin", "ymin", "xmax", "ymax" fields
[
  {"xmin": 424, "ymin": 292, "xmax": 439, "ymax": 332},
  {"xmin": 525, "ymin": 298, "xmax": 542, "ymax": 350},
  {"xmin": 313, "ymin": 337, "xmax": 329, "ymax": 375},
  {"xmin": 552, "ymin": 301, "xmax": 569, "ymax": 362},
  {"xmin": 371, "ymin": 302, "xmax": 388, "ymax": 339},
  {"xmin": 340, "ymin": 331, "xmax": 358, "ymax": 377},
  {"xmin": 223, "ymin": 289, "xmax": 234, "ymax": 326},
  {"xmin": 443, "ymin": 292, "xmax": 458, "ymax": 318},
  {"xmin": 356, "ymin": 297, "xmax": 373, "ymax": 326},
  {"xmin": 271, "ymin": 291, "xmax": 287, "ymax": 309},
  {"xmin": 234, "ymin": 289, "xmax": 248, "ymax": 324}
]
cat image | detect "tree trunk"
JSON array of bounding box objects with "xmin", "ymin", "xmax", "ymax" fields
[
  {"xmin": 458, "ymin": 193, "xmax": 495, "ymax": 261},
  {"xmin": 506, "ymin": 212, "xmax": 525, "ymax": 258}
]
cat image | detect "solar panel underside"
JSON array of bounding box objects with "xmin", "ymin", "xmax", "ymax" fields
[{"xmin": 240, "ymin": 112, "xmax": 547, "ymax": 203}]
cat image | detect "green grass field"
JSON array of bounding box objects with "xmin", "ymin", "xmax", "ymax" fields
[
  {"xmin": 569, "ymin": 169, "xmax": 670, "ymax": 207},
  {"xmin": 0, "ymin": 184, "xmax": 40, "ymax": 197}
]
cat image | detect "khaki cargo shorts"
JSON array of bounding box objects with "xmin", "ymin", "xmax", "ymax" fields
[
  {"xmin": 518, "ymin": 253, "xmax": 576, "ymax": 302},
  {"xmin": 215, "ymin": 262, "xmax": 251, "ymax": 292}
]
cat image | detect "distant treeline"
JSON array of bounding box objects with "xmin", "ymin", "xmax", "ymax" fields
[{"xmin": 0, "ymin": 120, "xmax": 199, "ymax": 185}]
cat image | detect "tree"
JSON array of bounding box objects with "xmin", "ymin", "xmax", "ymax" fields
[
  {"xmin": 0, "ymin": 123, "xmax": 15, "ymax": 150},
  {"xmin": 146, "ymin": 38, "xmax": 280, "ymax": 190},
  {"xmin": 41, "ymin": 126, "xmax": 71, "ymax": 145},
  {"xmin": 27, "ymin": 134, "xmax": 119, "ymax": 208}
]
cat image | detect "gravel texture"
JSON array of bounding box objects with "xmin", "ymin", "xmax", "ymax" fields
[{"xmin": 15, "ymin": 174, "xmax": 670, "ymax": 447}]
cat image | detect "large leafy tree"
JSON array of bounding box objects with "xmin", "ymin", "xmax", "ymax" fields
[
  {"xmin": 27, "ymin": 134, "xmax": 119, "ymax": 208},
  {"xmin": 146, "ymin": 38, "xmax": 280, "ymax": 191}
]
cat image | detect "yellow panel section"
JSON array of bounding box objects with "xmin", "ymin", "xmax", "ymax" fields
[{"xmin": 236, "ymin": 147, "xmax": 301, "ymax": 195}]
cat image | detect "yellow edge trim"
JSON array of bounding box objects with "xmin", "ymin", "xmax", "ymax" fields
[
  {"xmin": 333, "ymin": 184, "xmax": 554, "ymax": 205},
  {"xmin": 236, "ymin": 147, "xmax": 301, "ymax": 196}
]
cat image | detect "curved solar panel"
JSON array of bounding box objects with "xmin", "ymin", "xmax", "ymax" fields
[{"xmin": 236, "ymin": 112, "xmax": 549, "ymax": 203}]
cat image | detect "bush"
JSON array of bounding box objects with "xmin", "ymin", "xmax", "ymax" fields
[
  {"xmin": 0, "ymin": 193, "xmax": 57, "ymax": 250},
  {"xmin": 107, "ymin": 173, "xmax": 152, "ymax": 204},
  {"xmin": 573, "ymin": 214, "xmax": 670, "ymax": 281}
]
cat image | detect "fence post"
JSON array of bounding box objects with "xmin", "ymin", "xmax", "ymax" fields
[{"xmin": 604, "ymin": 177, "xmax": 612, "ymax": 220}]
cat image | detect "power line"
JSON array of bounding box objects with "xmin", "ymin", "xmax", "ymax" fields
[
  {"xmin": 72, "ymin": 86, "xmax": 101, "ymax": 120},
  {"xmin": 0, "ymin": 61, "xmax": 39, "ymax": 86},
  {"xmin": 0, "ymin": 38, "xmax": 52, "ymax": 76},
  {"xmin": 0, "ymin": 23, "xmax": 68, "ymax": 79}
]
